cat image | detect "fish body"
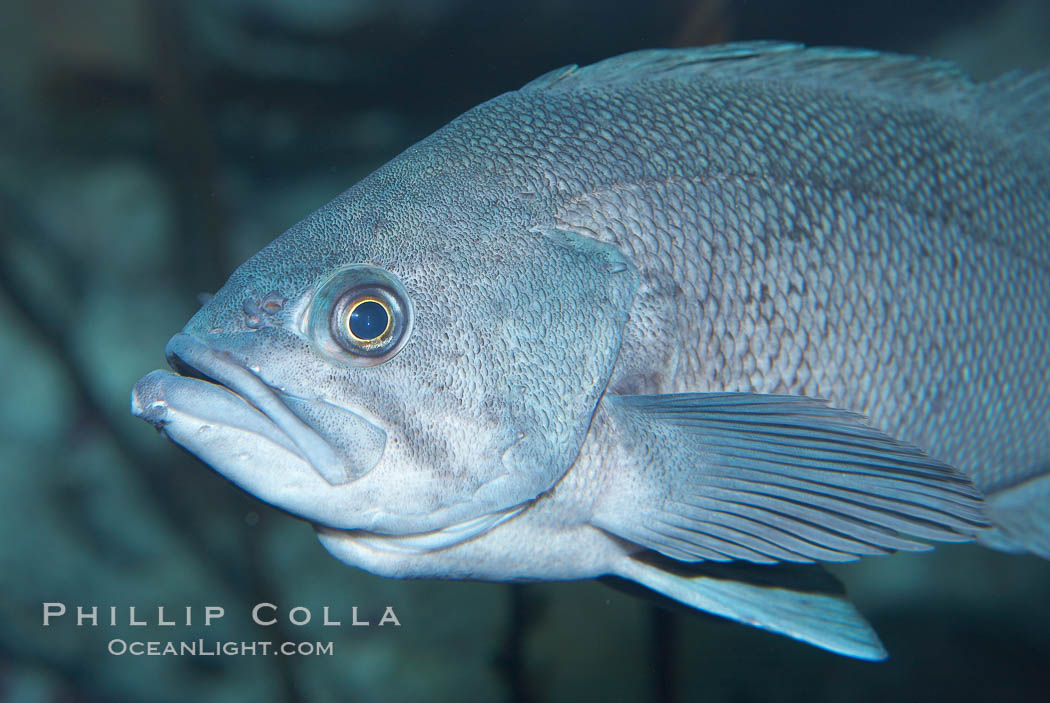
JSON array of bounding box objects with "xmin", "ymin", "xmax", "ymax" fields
[{"xmin": 132, "ymin": 43, "xmax": 1049, "ymax": 659}]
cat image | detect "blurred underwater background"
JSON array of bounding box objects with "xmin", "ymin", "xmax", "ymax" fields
[{"xmin": 1, "ymin": 0, "xmax": 1049, "ymax": 701}]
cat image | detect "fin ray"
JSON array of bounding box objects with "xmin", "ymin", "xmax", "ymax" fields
[
  {"xmin": 592, "ymin": 393, "xmax": 988, "ymax": 565},
  {"xmin": 522, "ymin": 43, "xmax": 973, "ymax": 113}
]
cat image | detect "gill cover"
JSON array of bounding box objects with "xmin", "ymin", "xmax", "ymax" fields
[
  {"xmin": 461, "ymin": 226, "xmax": 638, "ymax": 511},
  {"xmin": 323, "ymin": 222, "xmax": 640, "ymax": 533}
]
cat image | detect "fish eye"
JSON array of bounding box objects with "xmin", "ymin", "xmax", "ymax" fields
[
  {"xmin": 348, "ymin": 298, "xmax": 390, "ymax": 342},
  {"xmin": 307, "ymin": 265, "xmax": 413, "ymax": 366}
]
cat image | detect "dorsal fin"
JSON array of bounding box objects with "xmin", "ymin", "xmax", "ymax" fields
[
  {"xmin": 522, "ymin": 42, "xmax": 973, "ymax": 108},
  {"xmin": 523, "ymin": 42, "xmax": 802, "ymax": 90},
  {"xmin": 522, "ymin": 42, "xmax": 1050, "ymax": 162},
  {"xmin": 979, "ymin": 67, "xmax": 1050, "ymax": 158}
]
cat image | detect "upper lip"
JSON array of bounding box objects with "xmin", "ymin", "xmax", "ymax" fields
[{"xmin": 164, "ymin": 333, "xmax": 353, "ymax": 485}]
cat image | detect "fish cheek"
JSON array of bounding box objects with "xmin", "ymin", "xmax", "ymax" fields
[{"xmin": 346, "ymin": 228, "xmax": 637, "ymax": 525}]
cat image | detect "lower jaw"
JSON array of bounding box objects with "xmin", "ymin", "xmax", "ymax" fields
[{"xmin": 318, "ymin": 501, "xmax": 530, "ymax": 556}]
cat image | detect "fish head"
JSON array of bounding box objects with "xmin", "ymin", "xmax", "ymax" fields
[{"xmin": 132, "ymin": 165, "xmax": 637, "ymax": 536}]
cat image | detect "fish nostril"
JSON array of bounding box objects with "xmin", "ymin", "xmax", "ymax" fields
[
  {"xmin": 261, "ymin": 291, "xmax": 287, "ymax": 314},
  {"xmin": 242, "ymin": 292, "xmax": 286, "ymax": 329},
  {"xmin": 243, "ymin": 298, "xmax": 265, "ymax": 329}
]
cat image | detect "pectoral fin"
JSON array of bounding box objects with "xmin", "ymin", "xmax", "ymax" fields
[
  {"xmin": 613, "ymin": 554, "xmax": 887, "ymax": 660},
  {"xmin": 592, "ymin": 393, "xmax": 988, "ymax": 564}
]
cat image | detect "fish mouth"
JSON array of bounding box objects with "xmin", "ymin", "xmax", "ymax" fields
[
  {"xmin": 133, "ymin": 332, "xmax": 370, "ymax": 485},
  {"xmin": 132, "ymin": 337, "xmax": 529, "ymax": 542},
  {"xmin": 131, "ymin": 337, "xmax": 528, "ymax": 546}
]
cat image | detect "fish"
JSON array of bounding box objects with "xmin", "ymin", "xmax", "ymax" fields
[{"xmin": 130, "ymin": 42, "xmax": 1050, "ymax": 660}]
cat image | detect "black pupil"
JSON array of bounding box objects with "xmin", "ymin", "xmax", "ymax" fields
[{"xmin": 349, "ymin": 300, "xmax": 388, "ymax": 341}]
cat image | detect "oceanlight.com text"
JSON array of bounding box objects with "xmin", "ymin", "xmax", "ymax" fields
[{"xmin": 107, "ymin": 639, "xmax": 335, "ymax": 657}]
